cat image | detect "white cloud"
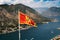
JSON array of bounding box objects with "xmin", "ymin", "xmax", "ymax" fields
[
  {"xmin": 0, "ymin": 0, "xmax": 60, "ymax": 8},
  {"xmin": 0, "ymin": 0, "xmax": 13, "ymax": 4},
  {"xmin": 10, "ymin": 0, "xmax": 33, "ymax": 5},
  {"xmin": 0, "ymin": 0, "xmax": 4, "ymax": 4},
  {"xmin": 23, "ymin": 0, "xmax": 60, "ymax": 8},
  {"xmin": 0, "ymin": 0, "xmax": 33, "ymax": 4}
]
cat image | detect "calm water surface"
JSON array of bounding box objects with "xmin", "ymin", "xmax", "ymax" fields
[{"xmin": 0, "ymin": 22, "xmax": 60, "ymax": 40}]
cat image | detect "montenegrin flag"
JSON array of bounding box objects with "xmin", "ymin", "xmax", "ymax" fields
[{"xmin": 19, "ymin": 12, "xmax": 37, "ymax": 27}]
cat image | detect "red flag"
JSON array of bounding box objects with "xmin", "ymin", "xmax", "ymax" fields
[
  {"xmin": 20, "ymin": 12, "xmax": 26, "ymax": 24},
  {"xmin": 19, "ymin": 12, "xmax": 37, "ymax": 27}
]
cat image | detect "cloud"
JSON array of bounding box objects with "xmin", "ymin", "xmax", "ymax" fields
[
  {"xmin": 0, "ymin": 0, "xmax": 4, "ymax": 4},
  {"xmin": 0, "ymin": 0, "xmax": 60, "ymax": 8},
  {"xmin": 10, "ymin": 0, "xmax": 33, "ymax": 5},
  {"xmin": 0, "ymin": 0, "xmax": 33, "ymax": 4},
  {"xmin": 0, "ymin": 0, "xmax": 14, "ymax": 4},
  {"xmin": 23, "ymin": 0, "xmax": 60, "ymax": 8}
]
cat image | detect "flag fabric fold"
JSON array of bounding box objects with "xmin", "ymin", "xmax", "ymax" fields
[{"xmin": 19, "ymin": 12, "xmax": 37, "ymax": 27}]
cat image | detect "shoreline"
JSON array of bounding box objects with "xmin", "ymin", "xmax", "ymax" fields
[
  {"xmin": 51, "ymin": 35, "xmax": 60, "ymax": 40},
  {"xmin": 0, "ymin": 27, "xmax": 18, "ymax": 34}
]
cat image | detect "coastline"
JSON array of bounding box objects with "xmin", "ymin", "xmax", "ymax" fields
[
  {"xmin": 0, "ymin": 27, "xmax": 18, "ymax": 34},
  {"xmin": 51, "ymin": 35, "xmax": 60, "ymax": 40}
]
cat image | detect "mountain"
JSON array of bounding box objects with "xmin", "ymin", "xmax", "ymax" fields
[
  {"xmin": 15, "ymin": 4, "xmax": 51, "ymax": 23},
  {"xmin": 0, "ymin": 4, "xmax": 18, "ymax": 34},
  {"xmin": 35, "ymin": 7, "xmax": 48, "ymax": 13},
  {"xmin": 0, "ymin": 4, "xmax": 52, "ymax": 33},
  {"xmin": 48, "ymin": 7, "xmax": 60, "ymax": 16},
  {"xmin": 0, "ymin": 4, "xmax": 52, "ymax": 23},
  {"xmin": 49, "ymin": 7, "xmax": 60, "ymax": 13},
  {"xmin": 15, "ymin": 4, "xmax": 52, "ymax": 30},
  {"xmin": 36, "ymin": 7, "xmax": 60, "ymax": 17},
  {"xmin": 0, "ymin": 5, "xmax": 18, "ymax": 26},
  {"xmin": 0, "ymin": 4, "xmax": 52, "ymax": 25},
  {"xmin": 35, "ymin": 7, "xmax": 60, "ymax": 22}
]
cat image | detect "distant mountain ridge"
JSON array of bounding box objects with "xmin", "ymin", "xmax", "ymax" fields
[
  {"xmin": 35, "ymin": 7, "xmax": 60, "ymax": 17},
  {"xmin": 50, "ymin": 7, "xmax": 60, "ymax": 13}
]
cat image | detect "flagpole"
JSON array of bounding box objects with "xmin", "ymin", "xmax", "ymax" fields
[{"xmin": 18, "ymin": 11, "xmax": 20, "ymax": 40}]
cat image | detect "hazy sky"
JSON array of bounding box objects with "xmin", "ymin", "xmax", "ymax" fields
[{"xmin": 0, "ymin": 0, "xmax": 60, "ymax": 8}]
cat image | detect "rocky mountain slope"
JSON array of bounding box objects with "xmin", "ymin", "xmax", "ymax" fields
[
  {"xmin": 0, "ymin": 4, "xmax": 52, "ymax": 33},
  {"xmin": 0, "ymin": 4, "xmax": 18, "ymax": 34},
  {"xmin": 0, "ymin": 4, "xmax": 52, "ymax": 23},
  {"xmin": 15, "ymin": 4, "xmax": 52, "ymax": 23}
]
